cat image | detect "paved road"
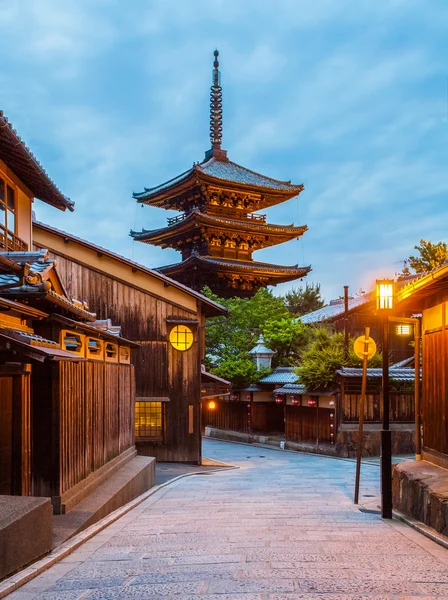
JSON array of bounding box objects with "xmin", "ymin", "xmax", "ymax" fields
[{"xmin": 10, "ymin": 440, "xmax": 448, "ymax": 599}]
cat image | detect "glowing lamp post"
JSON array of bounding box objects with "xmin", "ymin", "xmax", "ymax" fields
[{"xmin": 376, "ymin": 278, "xmax": 394, "ymax": 519}]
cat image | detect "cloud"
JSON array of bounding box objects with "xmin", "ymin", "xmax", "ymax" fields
[{"xmin": 0, "ymin": 0, "xmax": 446, "ymax": 303}]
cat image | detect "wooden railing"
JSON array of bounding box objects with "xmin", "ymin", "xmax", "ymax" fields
[
  {"xmin": 0, "ymin": 224, "xmax": 28, "ymax": 252},
  {"xmin": 167, "ymin": 214, "xmax": 186, "ymax": 226}
]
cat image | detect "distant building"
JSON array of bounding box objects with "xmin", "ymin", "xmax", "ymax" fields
[{"xmin": 131, "ymin": 51, "xmax": 310, "ymax": 298}]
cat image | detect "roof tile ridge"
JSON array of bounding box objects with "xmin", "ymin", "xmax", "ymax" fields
[
  {"xmin": 224, "ymin": 158, "xmax": 303, "ymax": 188},
  {"xmin": 134, "ymin": 166, "xmax": 195, "ymax": 196}
]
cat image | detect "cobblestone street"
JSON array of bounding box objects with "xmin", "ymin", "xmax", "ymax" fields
[{"xmin": 9, "ymin": 440, "xmax": 448, "ymax": 600}]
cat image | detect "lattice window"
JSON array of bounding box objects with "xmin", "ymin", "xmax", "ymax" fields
[
  {"xmin": 135, "ymin": 402, "xmax": 163, "ymax": 440},
  {"xmin": 0, "ymin": 175, "xmax": 27, "ymax": 251},
  {"xmin": 169, "ymin": 325, "xmax": 194, "ymax": 351}
]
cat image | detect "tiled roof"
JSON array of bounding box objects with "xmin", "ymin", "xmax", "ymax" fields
[
  {"xmin": 133, "ymin": 156, "xmax": 303, "ymax": 200},
  {"xmin": 0, "ymin": 250, "xmax": 96, "ymax": 321},
  {"xmin": 274, "ymin": 383, "xmax": 307, "ymax": 395},
  {"xmin": 160, "ymin": 253, "xmax": 310, "ymax": 276},
  {"xmin": 0, "ymin": 111, "xmax": 74, "ymax": 212},
  {"xmin": 131, "ymin": 208, "xmax": 307, "ymax": 241},
  {"xmin": 198, "ymin": 158, "xmax": 303, "ymax": 191},
  {"xmin": 260, "ymin": 367, "xmax": 299, "ymax": 384},
  {"xmin": 300, "ymin": 292, "xmax": 374, "ymax": 324},
  {"xmin": 337, "ymin": 366, "xmax": 418, "ymax": 381}
]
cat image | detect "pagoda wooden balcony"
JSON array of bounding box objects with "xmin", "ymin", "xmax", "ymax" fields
[
  {"xmin": 0, "ymin": 224, "xmax": 28, "ymax": 252},
  {"xmin": 166, "ymin": 210, "xmax": 267, "ymax": 227}
]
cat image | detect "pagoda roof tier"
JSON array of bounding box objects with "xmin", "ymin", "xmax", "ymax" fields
[
  {"xmin": 133, "ymin": 155, "xmax": 304, "ymax": 212},
  {"xmin": 130, "ymin": 209, "xmax": 307, "ymax": 249},
  {"xmin": 158, "ymin": 253, "xmax": 310, "ymax": 283}
]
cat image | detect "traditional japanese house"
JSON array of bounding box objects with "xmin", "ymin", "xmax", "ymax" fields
[
  {"xmin": 337, "ymin": 360, "xmax": 416, "ymax": 457},
  {"xmin": 393, "ymin": 266, "xmax": 448, "ymax": 535},
  {"xmin": 131, "ymin": 51, "xmax": 310, "ymax": 298},
  {"xmin": 0, "ymin": 111, "xmax": 149, "ymax": 579},
  {"xmin": 301, "ymin": 289, "xmax": 414, "ymax": 362},
  {"xmin": 33, "ymin": 221, "xmax": 228, "ymax": 465}
]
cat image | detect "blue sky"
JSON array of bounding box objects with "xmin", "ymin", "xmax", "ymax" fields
[{"xmin": 1, "ymin": 0, "xmax": 447, "ymax": 302}]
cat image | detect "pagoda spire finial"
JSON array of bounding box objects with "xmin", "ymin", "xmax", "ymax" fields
[{"xmin": 205, "ymin": 50, "xmax": 227, "ymax": 161}]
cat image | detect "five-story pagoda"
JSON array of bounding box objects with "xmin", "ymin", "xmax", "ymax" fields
[{"xmin": 131, "ymin": 51, "xmax": 310, "ymax": 298}]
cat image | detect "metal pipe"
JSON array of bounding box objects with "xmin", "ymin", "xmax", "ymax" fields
[{"xmin": 381, "ymin": 315, "xmax": 392, "ymax": 519}]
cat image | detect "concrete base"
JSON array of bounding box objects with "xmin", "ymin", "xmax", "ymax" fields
[
  {"xmin": 336, "ymin": 424, "xmax": 415, "ymax": 458},
  {"xmin": 53, "ymin": 456, "xmax": 156, "ymax": 547},
  {"xmin": 0, "ymin": 496, "xmax": 52, "ymax": 580},
  {"xmin": 393, "ymin": 459, "xmax": 448, "ymax": 537}
]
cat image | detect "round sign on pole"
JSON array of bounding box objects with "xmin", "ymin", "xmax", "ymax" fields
[{"xmin": 353, "ymin": 335, "xmax": 377, "ymax": 359}]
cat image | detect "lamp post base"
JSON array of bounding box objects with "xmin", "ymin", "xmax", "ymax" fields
[{"xmin": 380, "ymin": 429, "xmax": 392, "ymax": 519}]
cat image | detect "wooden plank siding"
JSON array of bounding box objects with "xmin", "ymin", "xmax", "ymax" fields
[
  {"xmin": 39, "ymin": 249, "xmax": 203, "ymax": 463},
  {"xmin": 285, "ymin": 406, "xmax": 333, "ymax": 445},
  {"xmin": 202, "ymin": 401, "xmax": 249, "ymax": 434},
  {"xmin": 342, "ymin": 392, "xmax": 414, "ymax": 422},
  {"xmin": 31, "ymin": 360, "xmax": 134, "ymax": 510},
  {"xmin": 422, "ymin": 330, "xmax": 448, "ymax": 458}
]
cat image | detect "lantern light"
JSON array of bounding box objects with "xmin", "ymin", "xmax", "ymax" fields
[
  {"xmin": 376, "ymin": 279, "xmax": 394, "ymax": 311},
  {"xmin": 292, "ymin": 397, "xmax": 299, "ymax": 406},
  {"xmin": 330, "ymin": 413, "xmax": 334, "ymax": 418},
  {"xmin": 247, "ymin": 403, "xmax": 251, "ymax": 410},
  {"xmin": 208, "ymin": 401, "xmax": 216, "ymax": 410},
  {"xmin": 231, "ymin": 393, "xmax": 239, "ymax": 401},
  {"xmin": 329, "ymin": 400, "xmax": 335, "ymax": 406},
  {"xmin": 396, "ymin": 324, "xmax": 412, "ymax": 336},
  {"xmin": 275, "ymin": 396, "xmax": 283, "ymax": 405},
  {"xmin": 308, "ymin": 398, "xmax": 317, "ymax": 407},
  {"xmin": 247, "ymin": 394, "xmax": 252, "ymax": 400}
]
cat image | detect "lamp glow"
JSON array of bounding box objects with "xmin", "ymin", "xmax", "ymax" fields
[
  {"xmin": 376, "ymin": 279, "xmax": 394, "ymax": 310},
  {"xmin": 208, "ymin": 401, "xmax": 216, "ymax": 410}
]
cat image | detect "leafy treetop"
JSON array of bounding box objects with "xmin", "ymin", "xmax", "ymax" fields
[
  {"xmin": 284, "ymin": 283, "xmax": 325, "ymax": 316},
  {"xmin": 400, "ymin": 239, "xmax": 448, "ymax": 277}
]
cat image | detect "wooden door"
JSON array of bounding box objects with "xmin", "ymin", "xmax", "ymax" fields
[{"xmin": 0, "ymin": 377, "xmax": 14, "ymax": 494}]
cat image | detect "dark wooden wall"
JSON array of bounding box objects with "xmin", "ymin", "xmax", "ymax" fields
[
  {"xmin": 32, "ymin": 360, "xmax": 134, "ymax": 510},
  {"xmin": 43, "ymin": 251, "xmax": 202, "ymax": 463},
  {"xmin": 285, "ymin": 406, "xmax": 332, "ymax": 444},
  {"xmin": 202, "ymin": 401, "xmax": 249, "ymax": 433},
  {"xmin": 340, "ymin": 379, "xmax": 414, "ymax": 423},
  {"xmin": 422, "ymin": 330, "xmax": 448, "ymax": 459}
]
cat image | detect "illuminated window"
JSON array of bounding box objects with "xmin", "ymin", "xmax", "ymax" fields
[
  {"xmin": 135, "ymin": 402, "xmax": 163, "ymax": 440},
  {"xmin": 169, "ymin": 325, "xmax": 194, "ymax": 351}
]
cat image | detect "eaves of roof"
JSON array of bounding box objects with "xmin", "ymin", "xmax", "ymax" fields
[{"xmin": 0, "ymin": 111, "xmax": 74, "ymax": 212}]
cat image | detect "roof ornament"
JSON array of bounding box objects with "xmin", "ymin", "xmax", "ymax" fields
[
  {"xmin": 210, "ymin": 49, "xmax": 222, "ymax": 148},
  {"xmin": 205, "ymin": 50, "xmax": 227, "ymax": 161}
]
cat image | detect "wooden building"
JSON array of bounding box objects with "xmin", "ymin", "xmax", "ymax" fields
[
  {"xmin": 0, "ymin": 111, "xmax": 145, "ymax": 507},
  {"xmin": 393, "ymin": 267, "xmax": 448, "ymax": 535},
  {"xmin": 301, "ymin": 291, "xmax": 414, "ymax": 363},
  {"xmin": 0, "ymin": 110, "xmax": 151, "ymax": 577},
  {"xmin": 131, "ymin": 51, "xmax": 310, "ymax": 298},
  {"xmin": 33, "ymin": 221, "xmax": 228, "ymax": 464}
]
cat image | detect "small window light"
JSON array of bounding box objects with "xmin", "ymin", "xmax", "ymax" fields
[{"xmin": 396, "ymin": 324, "xmax": 412, "ymax": 336}]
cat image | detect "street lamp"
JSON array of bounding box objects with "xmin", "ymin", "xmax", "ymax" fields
[{"xmin": 376, "ymin": 278, "xmax": 394, "ymax": 519}]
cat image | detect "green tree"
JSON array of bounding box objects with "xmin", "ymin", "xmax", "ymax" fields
[
  {"xmin": 203, "ymin": 287, "xmax": 310, "ymax": 386},
  {"xmin": 400, "ymin": 239, "xmax": 448, "ymax": 277},
  {"xmin": 296, "ymin": 328, "xmax": 382, "ymax": 391},
  {"xmin": 284, "ymin": 283, "xmax": 325, "ymax": 316},
  {"xmin": 262, "ymin": 317, "xmax": 311, "ymax": 367}
]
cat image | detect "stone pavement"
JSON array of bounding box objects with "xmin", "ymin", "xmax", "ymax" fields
[{"xmin": 8, "ymin": 440, "xmax": 448, "ymax": 599}]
